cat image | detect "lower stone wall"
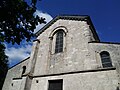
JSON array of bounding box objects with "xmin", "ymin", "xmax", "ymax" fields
[
  {"xmin": 2, "ymin": 58, "xmax": 29, "ymax": 90},
  {"xmin": 8, "ymin": 77, "xmax": 27, "ymax": 90},
  {"xmin": 31, "ymin": 69, "xmax": 118, "ymax": 90}
]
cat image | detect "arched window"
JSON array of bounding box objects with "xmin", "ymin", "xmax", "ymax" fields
[
  {"xmin": 100, "ymin": 51, "xmax": 112, "ymax": 68},
  {"xmin": 22, "ymin": 66, "xmax": 26, "ymax": 75},
  {"xmin": 55, "ymin": 31, "xmax": 64, "ymax": 53}
]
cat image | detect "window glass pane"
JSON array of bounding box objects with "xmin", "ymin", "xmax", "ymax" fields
[
  {"xmin": 102, "ymin": 57, "xmax": 111, "ymax": 62},
  {"xmin": 59, "ymin": 48, "xmax": 63, "ymax": 52},
  {"xmin": 55, "ymin": 31, "xmax": 63, "ymax": 53},
  {"xmin": 100, "ymin": 51, "xmax": 112, "ymax": 68},
  {"xmin": 102, "ymin": 63, "xmax": 113, "ymax": 68},
  {"xmin": 48, "ymin": 80, "xmax": 63, "ymax": 90}
]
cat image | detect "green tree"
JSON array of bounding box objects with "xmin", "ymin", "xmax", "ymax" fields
[
  {"xmin": 0, "ymin": 0, "xmax": 46, "ymax": 89},
  {"xmin": 0, "ymin": 44, "xmax": 8, "ymax": 90},
  {"xmin": 0, "ymin": 0, "xmax": 46, "ymax": 45}
]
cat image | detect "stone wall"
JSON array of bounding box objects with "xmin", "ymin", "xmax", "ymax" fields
[
  {"xmin": 33, "ymin": 19, "xmax": 96, "ymax": 76},
  {"xmin": 30, "ymin": 69, "xmax": 118, "ymax": 90},
  {"xmin": 88, "ymin": 42, "xmax": 120, "ymax": 69},
  {"xmin": 3, "ymin": 17, "xmax": 120, "ymax": 90},
  {"xmin": 2, "ymin": 58, "xmax": 29, "ymax": 90}
]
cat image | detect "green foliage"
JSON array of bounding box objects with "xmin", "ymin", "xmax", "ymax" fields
[
  {"xmin": 0, "ymin": 0, "xmax": 46, "ymax": 89},
  {"xmin": 0, "ymin": 43, "xmax": 8, "ymax": 90},
  {"xmin": 0, "ymin": 0, "xmax": 46, "ymax": 45}
]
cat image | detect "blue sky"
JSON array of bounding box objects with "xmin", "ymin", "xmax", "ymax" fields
[
  {"xmin": 7, "ymin": 0, "xmax": 120, "ymax": 67},
  {"xmin": 37, "ymin": 0, "xmax": 120, "ymax": 42}
]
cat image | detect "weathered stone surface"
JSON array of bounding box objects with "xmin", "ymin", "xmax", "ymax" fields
[
  {"xmin": 31, "ymin": 70, "xmax": 118, "ymax": 90},
  {"xmin": 33, "ymin": 19, "xmax": 96, "ymax": 76},
  {"xmin": 2, "ymin": 16, "xmax": 120, "ymax": 90},
  {"xmin": 2, "ymin": 58, "xmax": 29, "ymax": 90}
]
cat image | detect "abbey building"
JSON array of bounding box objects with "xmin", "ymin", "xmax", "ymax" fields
[{"xmin": 2, "ymin": 15, "xmax": 120, "ymax": 90}]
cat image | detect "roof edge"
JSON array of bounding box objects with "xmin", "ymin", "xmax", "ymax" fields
[
  {"xmin": 35, "ymin": 15, "xmax": 100, "ymax": 42},
  {"xmin": 89, "ymin": 41, "xmax": 120, "ymax": 45},
  {"xmin": 35, "ymin": 15, "xmax": 90, "ymax": 36},
  {"xmin": 9, "ymin": 57, "xmax": 30, "ymax": 69},
  {"xmin": 86, "ymin": 16, "xmax": 100, "ymax": 42}
]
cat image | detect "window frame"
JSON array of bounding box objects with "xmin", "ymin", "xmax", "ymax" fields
[
  {"xmin": 48, "ymin": 79, "xmax": 63, "ymax": 90},
  {"xmin": 49, "ymin": 26, "xmax": 68, "ymax": 55},
  {"xmin": 100, "ymin": 51, "xmax": 113, "ymax": 68},
  {"xmin": 55, "ymin": 30, "xmax": 64, "ymax": 53}
]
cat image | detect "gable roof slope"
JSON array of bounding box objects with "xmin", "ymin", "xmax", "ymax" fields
[{"xmin": 35, "ymin": 15, "xmax": 100, "ymax": 42}]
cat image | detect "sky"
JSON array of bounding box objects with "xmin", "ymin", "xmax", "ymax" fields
[{"xmin": 6, "ymin": 0, "xmax": 120, "ymax": 67}]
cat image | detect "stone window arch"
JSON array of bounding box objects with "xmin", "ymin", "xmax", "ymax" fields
[
  {"xmin": 49, "ymin": 26, "xmax": 68, "ymax": 54},
  {"xmin": 100, "ymin": 51, "xmax": 112, "ymax": 68}
]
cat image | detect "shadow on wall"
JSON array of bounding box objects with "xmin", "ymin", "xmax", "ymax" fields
[{"xmin": 116, "ymin": 86, "xmax": 119, "ymax": 90}]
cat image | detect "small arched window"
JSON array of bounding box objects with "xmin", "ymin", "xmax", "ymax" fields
[
  {"xmin": 22, "ymin": 66, "xmax": 26, "ymax": 75},
  {"xmin": 55, "ymin": 30, "xmax": 64, "ymax": 53},
  {"xmin": 100, "ymin": 51, "xmax": 112, "ymax": 68}
]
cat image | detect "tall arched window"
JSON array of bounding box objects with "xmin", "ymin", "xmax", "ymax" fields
[
  {"xmin": 55, "ymin": 31, "xmax": 64, "ymax": 53},
  {"xmin": 100, "ymin": 51, "xmax": 113, "ymax": 68}
]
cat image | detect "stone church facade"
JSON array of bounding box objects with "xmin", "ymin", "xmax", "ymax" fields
[{"xmin": 2, "ymin": 15, "xmax": 120, "ymax": 90}]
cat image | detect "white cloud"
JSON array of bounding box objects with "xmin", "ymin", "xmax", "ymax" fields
[
  {"xmin": 5, "ymin": 43, "xmax": 32, "ymax": 66},
  {"xmin": 34, "ymin": 10, "xmax": 53, "ymax": 32}
]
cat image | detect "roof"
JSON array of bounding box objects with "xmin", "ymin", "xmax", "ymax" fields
[
  {"xmin": 89, "ymin": 41, "xmax": 120, "ymax": 45},
  {"xmin": 35, "ymin": 15, "xmax": 100, "ymax": 42},
  {"xmin": 9, "ymin": 57, "xmax": 30, "ymax": 69}
]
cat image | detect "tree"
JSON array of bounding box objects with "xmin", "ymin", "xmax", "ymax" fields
[
  {"xmin": 0, "ymin": 0, "xmax": 46, "ymax": 89},
  {"xmin": 0, "ymin": 44, "xmax": 8, "ymax": 90},
  {"xmin": 0, "ymin": 0, "xmax": 46, "ymax": 45}
]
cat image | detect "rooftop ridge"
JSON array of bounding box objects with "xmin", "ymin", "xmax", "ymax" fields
[{"xmin": 35, "ymin": 15, "xmax": 100, "ymax": 42}]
